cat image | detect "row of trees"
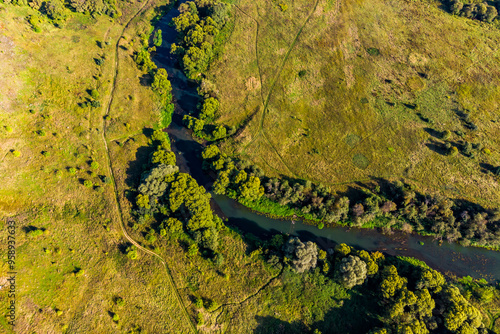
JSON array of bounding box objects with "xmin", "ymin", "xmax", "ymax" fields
[
  {"xmin": 171, "ymin": 0, "xmax": 231, "ymax": 79},
  {"xmin": 5, "ymin": 0, "xmax": 121, "ymax": 26},
  {"xmin": 202, "ymin": 145, "xmax": 500, "ymax": 249}
]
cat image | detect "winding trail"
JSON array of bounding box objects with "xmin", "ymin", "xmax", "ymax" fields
[{"xmin": 100, "ymin": 1, "xmax": 197, "ymax": 333}]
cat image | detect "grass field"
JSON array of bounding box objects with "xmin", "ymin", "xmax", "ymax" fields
[
  {"xmin": 209, "ymin": 0, "xmax": 500, "ymax": 209},
  {"xmin": 0, "ymin": 1, "xmax": 199, "ymax": 333}
]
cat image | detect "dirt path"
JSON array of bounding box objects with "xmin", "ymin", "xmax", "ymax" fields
[{"xmin": 100, "ymin": 2, "xmax": 198, "ymax": 333}]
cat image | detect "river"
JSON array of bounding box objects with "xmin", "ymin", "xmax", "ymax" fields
[{"xmin": 153, "ymin": 6, "xmax": 500, "ymax": 282}]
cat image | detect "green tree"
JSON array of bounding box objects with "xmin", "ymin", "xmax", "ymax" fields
[
  {"xmin": 238, "ymin": 175, "xmax": 264, "ymax": 201},
  {"xmin": 283, "ymin": 237, "xmax": 318, "ymax": 273},
  {"xmin": 152, "ymin": 68, "xmax": 172, "ymax": 98},
  {"xmin": 153, "ymin": 29, "xmax": 162, "ymax": 47},
  {"xmin": 379, "ymin": 265, "xmax": 407, "ymax": 299},
  {"xmin": 151, "ymin": 149, "xmax": 176, "ymax": 165},
  {"xmin": 338, "ymin": 255, "xmax": 368, "ymax": 288},
  {"xmin": 200, "ymin": 97, "xmax": 219, "ymax": 120}
]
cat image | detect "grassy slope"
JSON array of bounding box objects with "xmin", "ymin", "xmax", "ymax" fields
[
  {"xmin": 210, "ymin": 0, "xmax": 500, "ymax": 209},
  {"xmin": 0, "ymin": 2, "xmax": 196, "ymax": 333}
]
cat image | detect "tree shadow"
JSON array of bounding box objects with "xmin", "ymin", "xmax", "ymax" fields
[
  {"xmin": 125, "ymin": 144, "xmax": 155, "ymax": 188},
  {"xmin": 139, "ymin": 73, "xmax": 153, "ymax": 87},
  {"xmin": 480, "ymin": 162, "xmax": 499, "ymax": 176},
  {"xmin": 253, "ymin": 316, "xmax": 306, "ymax": 334},
  {"xmin": 425, "ymin": 139, "xmax": 448, "ymax": 155},
  {"xmin": 423, "ymin": 127, "xmax": 442, "ymax": 138}
]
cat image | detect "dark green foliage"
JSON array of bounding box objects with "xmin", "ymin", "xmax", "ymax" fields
[
  {"xmin": 172, "ymin": 1, "xmax": 230, "ymax": 79},
  {"xmin": 42, "ymin": 0, "xmax": 66, "ymax": 21},
  {"xmin": 450, "ymin": 0, "xmax": 497, "ymax": 22}
]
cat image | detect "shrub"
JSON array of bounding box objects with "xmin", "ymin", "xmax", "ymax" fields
[
  {"xmin": 441, "ymin": 130, "xmax": 451, "ymax": 140},
  {"xmin": 42, "ymin": 151, "xmax": 50, "ymax": 157},
  {"xmin": 90, "ymin": 89, "xmax": 100, "ymax": 100},
  {"xmin": 95, "ymin": 58, "xmax": 104, "ymax": 66},
  {"xmin": 90, "ymin": 161, "xmax": 99, "ymax": 169},
  {"xmin": 115, "ymin": 297, "xmax": 125, "ymax": 307},
  {"xmin": 12, "ymin": 150, "xmax": 20, "ymax": 157},
  {"xmin": 27, "ymin": 229, "xmax": 44, "ymax": 238},
  {"xmin": 126, "ymin": 246, "xmax": 138, "ymax": 260},
  {"xmin": 55, "ymin": 169, "xmax": 62, "ymax": 177},
  {"xmin": 91, "ymin": 100, "xmax": 101, "ymax": 108},
  {"xmin": 5, "ymin": 126, "xmax": 12, "ymax": 132},
  {"xmin": 153, "ymin": 29, "xmax": 162, "ymax": 47},
  {"xmin": 83, "ymin": 180, "xmax": 93, "ymax": 188},
  {"xmin": 37, "ymin": 129, "xmax": 46, "ymax": 136},
  {"xmin": 68, "ymin": 167, "xmax": 77, "ymax": 175}
]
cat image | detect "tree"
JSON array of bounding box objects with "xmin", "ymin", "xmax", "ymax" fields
[
  {"xmin": 339, "ymin": 255, "xmax": 367, "ymax": 288},
  {"xmin": 211, "ymin": 124, "xmax": 226, "ymax": 140},
  {"xmin": 441, "ymin": 285, "xmax": 482, "ymax": 332},
  {"xmin": 151, "ymin": 149, "xmax": 176, "ymax": 165},
  {"xmin": 202, "ymin": 145, "xmax": 220, "ymax": 160},
  {"xmin": 153, "ymin": 29, "xmax": 162, "ymax": 47},
  {"xmin": 138, "ymin": 164, "xmax": 179, "ymax": 198},
  {"xmin": 152, "ymin": 68, "xmax": 172, "ymax": 98},
  {"xmin": 238, "ymin": 175, "xmax": 265, "ymax": 201},
  {"xmin": 379, "ymin": 265, "xmax": 407, "ymax": 299},
  {"xmin": 200, "ymin": 97, "xmax": 219, "ymax": 120},
  {"xmin": 450, "ymin": 0, "xmax": 464, "ymax": 15},
  {"xmin": 283, "ymin": 237, "xmax": 318, "ymax": 273},
  {"xmin": 164, "ymin": 217, "xmax": 183, "ymax": 234}
]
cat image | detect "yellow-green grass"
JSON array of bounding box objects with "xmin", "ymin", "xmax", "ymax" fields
[
  {"xmin": 0, "ymin": 2, "xmax": 195, "ymax": 333},
  {"xmin": 210, "ymin": 0, "xmax": 500, "ymax": 208}
]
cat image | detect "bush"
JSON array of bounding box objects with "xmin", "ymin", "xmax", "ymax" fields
[
  {"xmin": 90, "ymin": 89, "xmax": 99, "ymax": 100},
  {"xmin": 90, "ymin": 161, "xmax": 99, "ymax": 169},
  {"xmin": 126, "ymin": 246, "xmax": 138, "ymax": 260},
  {"xmin": 83, "ymin": 180, "xmax": 93, "ymax": 188},
  {"xmin": 153, "ymin": 29, "xmax": 162, "ymax": 47},
  {"xmin": 12, "ymin": 150, "xmax": 20, "ymax": 157},
  {"xmin": 115, "ymin": 297, "xmax": 125, "ymax": 307},
  {"xmin": 27, "ymin": 229, "xmax": 44, "ymax": 238},
  {"xmin": 441, "ymin": 130, "xmax": 451, "ymax": 140},
  {"xmin": 68, "ymin": 167, "xmax": 77, "ymax": 174}
]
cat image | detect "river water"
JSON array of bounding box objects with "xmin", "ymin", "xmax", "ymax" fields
[{"xmin": 154, "ymin": 6, "xmax": 500, "ymax": 282}]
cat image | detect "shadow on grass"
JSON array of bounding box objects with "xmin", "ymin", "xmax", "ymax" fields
[
  {"xmin": 423, "ymin": 127, "xmax": 442, "ymax": 138},
  {"xmin": 425, "ymin": 139, "xmax": 448, "ymax": 155}
]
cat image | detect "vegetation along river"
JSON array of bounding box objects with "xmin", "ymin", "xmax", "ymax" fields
[{"xmin": 154, "ymin": 5, "xmax": 500, "ymax": 282}]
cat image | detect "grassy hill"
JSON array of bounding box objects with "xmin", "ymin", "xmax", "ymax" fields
[{"xmin": 208, "ymin": 0, "xmax": 500, "ymax": 208}]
